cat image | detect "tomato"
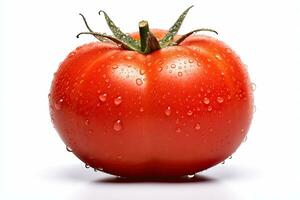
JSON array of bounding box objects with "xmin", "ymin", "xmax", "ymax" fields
[{"xmin": 49, "ymin": 7, "xmax": 253, "ymax": 177}]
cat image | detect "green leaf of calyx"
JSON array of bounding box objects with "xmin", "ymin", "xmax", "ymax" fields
[
  {"xmin": 159, "ymin": 5, "xmax": 194, "ymax": 48},
  {"xmin": 99, "ymin": 10, "xmax": 141, "ymax": 52}
]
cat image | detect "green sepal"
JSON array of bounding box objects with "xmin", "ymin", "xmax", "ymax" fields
[{"xmin": 159, "ymin": 5, "xmax": 194, "ymax": 48}]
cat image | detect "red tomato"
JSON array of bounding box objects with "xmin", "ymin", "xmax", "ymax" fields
[{"xmin": 49, "ymin": 9, "xmax": 253, "ymax": 177}]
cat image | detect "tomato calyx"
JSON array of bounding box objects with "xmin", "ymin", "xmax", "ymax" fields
[{"xmin": 76, "ymin": 6, "xmax": 218, "ymax": 54}]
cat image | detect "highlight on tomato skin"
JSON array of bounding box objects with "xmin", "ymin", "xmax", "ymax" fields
[{"xmin": 49, "ymin": 6, "xmax": 254, "ymax": 177}]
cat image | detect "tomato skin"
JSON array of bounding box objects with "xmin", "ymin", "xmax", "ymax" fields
[{"xmin": 49, "ymin": 30, "xmax": 253, "ymax": 177}]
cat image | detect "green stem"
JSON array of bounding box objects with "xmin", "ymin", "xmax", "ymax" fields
[{"xmin": 139, "ymin": 20, "xmax": 150, "ymax": 52}]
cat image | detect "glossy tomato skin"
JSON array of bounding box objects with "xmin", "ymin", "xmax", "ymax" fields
[{"xmin": 49, "ymin": 30, "xmax": 253, "ymax": 177}]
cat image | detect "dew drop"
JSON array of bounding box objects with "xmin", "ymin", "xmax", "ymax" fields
[
  {"xmin": 221, "ymin": 161, "xmax": 225, "ymax": 164},
  {"xmin": 203, "ymin": 97, "xmax": 210, "ymax": 105},
  {"xmin": 178, "ymin": 72, "xmax": 183, "ymax": 77},
  {"xmin": 139, "ymin": 69, "xmax": 145, "ymax": 75},
  {"xmin": 112, "ymin": 65, "xmax": 118, "ymax": 69},
  {"xmin": 136, "ymin": 78, "xmax": 143, "ymax": 86},
  {"xmin": 229, "ymin": 155, "xmax": 233, "ymax": 159},
  {"xmin": 187, "ymin": 110, "xmax": 193, "ymax": 116},
  {"xmin": 85, "ymin": 164, "xmax": 90, "ymax": 168},
  {"xmin": 243, "ymin": 135, "xmax": 248, "ymax": 142},
  {"xmin": 171, "ymin": 64, "xmax": 176, "ymax": 68},
  {"xmin": 215, "ymin": 54, "xmax": 222, "ymax": 60},
  {"xmin": 54, "ymin": 99, "xmax": 64, "ymax": 110},
  {"xmin": 187, "ymin": 174, "xmax": 195, "ymax": 178},
  {"xmin": 176, "ymin": 127, "xmax": 181, "ymax": 133},
  {"xmin": 98, "ymin": 93, "xmax": 107, "ymax": 102},
  {"xmin": 194, "ymin": 123, "xmax": 201, "ymax": 130},
  {"xmin": 251, "ymin": 82, "xmax": 256, "ymax": 91},
  {"xmin": 207, "ymin": 106, "xmax": 213, "ymax": 112},
  {"xmin": 85, "ymin": 119, "xmax": 89, "ymax": 126},
  {"xmin": 139, "ymin": 107, "xmax": 144, "ymax": 112},
  {"xmin": 126, "ymin": 55, "xmax": 132, "ymax": 60},
  {"xmin": 114, "ymin": 96, "xmax": 122, "ymax": 106},
  {"xmin": 113, "ymin": 120, "xmax": 122, "ymax": 131},
  {"xmin": 158, "ymin": 67, "xmax": 163, "ymax": 72},
  {"xmin": 188, "ymin": 59, "xmax": 194, "ymax": 63},
  {"xmin": 217, "ymin": 97, "xmax": 224, "ymax": 104},
  {"xmin": 164, "ymin": 106, "xmax": 171, "ymax": 116},
  {"xmin": 66, "ymin": 146, "xmax": 72, "ymax": 152}
]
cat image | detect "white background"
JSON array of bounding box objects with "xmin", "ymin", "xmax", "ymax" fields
[{"xmin": 1, "ymin": 0, "xmax": 300, "ymax": 199}]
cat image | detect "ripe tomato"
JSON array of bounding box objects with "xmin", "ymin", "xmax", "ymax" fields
[{"xmin": 49, "ymin": 8, "xmax": 253, "ymax": 177}]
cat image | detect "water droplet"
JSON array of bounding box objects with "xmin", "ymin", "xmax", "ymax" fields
[
  {"xmin": 85, "ymin": 164, "xmax": 90, "ymax": 168},
  {"xmin": 136, "ymin": 78, "xmax": 143, "ymax": 86},
  {"xmin": 126, "ymin": 55, "xmax": 132, "ymax": 60},
  {"xmin": 158, "ymin": 67, "xmax": 163, "ymax": 72},
  {"xmin": 178, "ymin": 72, "xmax": 183, "ymax": 77},
  {"xmin": 113, "ymin": 120, "xmax": 122, "ymax": 131},
  {"xmin": 54, "ymin": 99, "xmax": 64, "ymax": 110},
  {"xmin": 164, "ymin": 106, "xmax": 171, "ymax": 116},
  {"xmin": 99, "ymin": 93, "xmax": 107, "ymax": 102},
  {"xmin": 139, "ymin": 107, "xmax": 144, "ymax": 112},
  {"xmin": 187, "ymin": 110, "xmax": 193, "ymax": 116},
  {"xmin": 207, "ymin": 106, "xmax": 213, "ymax": 111},
  {"xmin": 194, "ymin": 123, "xmax": 201, "ymax": 130},
  {"xmin": 251, "ymin": 82, "xmax": 256, "ymax": 91},
  {"xmin": 66, "ymin": 146, "xmax": 72, "ymax": 152},
  {"xmin": 188, "ymin": 59, "xmax": 194, "ymax": 63},
  {"xmin": 170, "ymin": 64, "xmax": 176, "ymax": 68},
  {"xmin": 243, "ymin": 136, "xmax": 248, "ymax": 142},
  {"xmin": 187, "ymin": 174, "xmax": 195, "ymax": 178},
  {"xmin": 114, "ymin": 96, "xmax": 122, "ymax": 106},
  {"xmin": 215, "ymin": 54, "xmax": 222, "ymax": 60},
  {"xmin": 85, "ymin": 119, "xmax": 89, "ymax": 126},
  {"xmin": 229, "ymin": 155, "xmax": 232, "ymax": 159},
  {"xmin": 221, "ymin": 161, "xmax": 225, "ymax": 164},
  {"xmin": 176, "ymin": 127, "xmax": 181, "ymax": 133},
  {"xmin": 203, "ymin": 97, "xmax": 210, "ymax": 104},
  {"xmin": 112, "ymin": 65, "xmax": 119, "ymax": 69},
  {"xmin": 139, "ymin": 69, "xmax": 145, "ymax": 75},
  {"xmin": 217, "ymin": 97, "xmax": 224, "ymax": 103},
  {"xmin": 226, "ymin": 48, "xmax": 232, "ymax": 53}
]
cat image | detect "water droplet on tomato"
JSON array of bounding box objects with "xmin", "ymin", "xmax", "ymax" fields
[
  {"xmin": 176, "ymin": 127, "xmax": 181, "ymax": 133},
  {"xmin": 136, "ymin": 78, "xmax": 143, "ymax": 86},
  {"xmin": 164, "ymin": 106, "xmax": 171, "ymax": 116},
  {"xmin": 243, "ymin": 136, "xmax": 248, "ymax": 142},
  {"xmin": 158, "ymin": 67, "xmax": 163, "ymax": 72},
  {"xmin": 113, "ymin": 120, "xmax": 122, "ymax": 131},
  {"xmin": 187, "ymin": 174, "xmax": 195, "ymax": 178},
  {"xmin": 139, "ymin": 69, "xmax": 145, "ymax": 75},
  {"xmin": 203, "ymin": 97, "xmax": 210, "ymax": 105},
  {"xmin": 229, "ymin": 155, "xmax": 233, "ymax": 159},
  {"xmin": 54, "ymin": 99, "xmax": 64, "ymax": 110},
  {"xmin": 188, "ymin": 59, "xmax": 194, "ymax": 63},
  {"xmin": 85, "ymin": 164, "xmax": 90, "ymax": 168},
  {"xmin": 99, "ymin": 93, "xmax": 107, "ymax": 102},
  {"xmin": 112, "ymin": 65, "xmax": 118, "ymax": 69},
  {"xmin": 66, "ymin": 146, "xmax": 72, "ymax": 152},
  {"xmin": 139, "ymin": 107, "xmax": 144, "ymax": 112},
  {"xmin": 207, "ymin": 106, "xmax": 213, "ymax": 112},
  {"xmin": 85, "ymin": 119, "xmax": 89, "ymax": 126},
  {"xmin": 194, "ymin": 123, "xmax": 201, "ymax": 130},
  {"xmin": 171, "ymin": 64, "xmax": 176, "ymax": 68},
  {"xmin": 178, "ymin": 72, "xmax": 183, "ymax": 77},
  {"xmin": 114, "ymin": 96, "xmax": 122, "ymax": 106},
  {"xmin": 221, "ymin": 161, "xmax": 225, "ymax": 164},
  {"xmin": 187, "ymin": 110, "xmax": 193, "ymax": 116},
  {"xmin": 126, "ymin": 55, "xmax": 132, "ymax": 60},
  {"xmin": 251, "ymin": 82, "xmax": 256, "ymax": 91},
  {"xmin": 217, "ymin": 97, "xmax": 224, "ymax": 103},
  {"xmin": 215, "ymin": 54, "xmax": 222, "ymax": 60}
]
